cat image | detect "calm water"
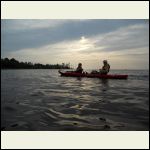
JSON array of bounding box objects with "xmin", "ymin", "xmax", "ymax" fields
[{"xmin": 1, "ymin": 69, "xmax": 149, "ymax": 131}]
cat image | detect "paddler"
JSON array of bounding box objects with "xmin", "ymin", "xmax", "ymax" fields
[
  {"xmin": 99, "ymin": 60, "xmax": 110, "ymax": 74},
  {"xmin": 76, "ymin": 63, "xmax": 83, "ymax": 73}
]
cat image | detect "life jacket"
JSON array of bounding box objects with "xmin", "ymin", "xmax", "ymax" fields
[
  {"xmin": 76, "ymin": 66, "xmax": 83, "ymax": 73},
  {"xmin": 102, "ymin": 64, "xmax": 110, "ymax": 72}
]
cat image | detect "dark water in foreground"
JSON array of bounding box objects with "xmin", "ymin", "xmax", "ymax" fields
[{"xmin": 1, "ymin": 69, "xmax": 149, "ymax": 131}]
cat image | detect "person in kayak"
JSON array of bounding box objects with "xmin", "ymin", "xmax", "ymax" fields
[
  {"xmin": 76, "ymin": 63, "xmax": 83, "ymax": 73},
  {"xmin": 99, "ymin": 60, "xmax": 110, "ymax": 74}
]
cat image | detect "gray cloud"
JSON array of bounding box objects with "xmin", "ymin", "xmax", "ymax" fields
[
  {"xmin": 98, "ymin": 24, "xmax": 149, "ymax": 51},
  {"xmin": 2, "ymin": 19, "xmax": 148, "ymax": 55},
  {"xmin": 80, "ymin": 23, "xmax": 149, "ymax": 54}
]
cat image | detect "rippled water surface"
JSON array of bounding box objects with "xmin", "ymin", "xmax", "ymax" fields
[{"xmin": 1, "ymin": 69, "xmax": 149, "ymax": 131}]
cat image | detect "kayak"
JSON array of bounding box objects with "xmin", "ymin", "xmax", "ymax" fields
[{"xmin": 58, "ymin": 71, "xmax": 128, "ymax": 79}]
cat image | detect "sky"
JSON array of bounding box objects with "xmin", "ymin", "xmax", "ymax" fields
[{"xmin": 1, "ymin": 19, "xmax": 149, "ymax": 70}]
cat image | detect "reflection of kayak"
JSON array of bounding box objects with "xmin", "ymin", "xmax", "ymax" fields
[{"xmin": 58, "ymin": 71, "xmax": 128, "ymax": 79}]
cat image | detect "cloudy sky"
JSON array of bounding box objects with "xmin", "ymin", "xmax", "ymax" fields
[{"xmin": 1, "ymin": 19, "xmax": 149, "ymax": 69}]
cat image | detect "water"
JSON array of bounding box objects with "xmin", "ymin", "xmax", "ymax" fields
[{"xmin": 1, "ymin": 69, "xmax": 149, "ymax": 131}]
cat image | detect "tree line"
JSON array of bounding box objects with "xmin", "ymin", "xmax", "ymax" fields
[{"xmin": 1, "ymin": 58, "xmax": 71, "ymax": 69}]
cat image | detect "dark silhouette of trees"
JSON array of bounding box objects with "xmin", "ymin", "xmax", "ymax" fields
[{"xmin": 1, "ymin": 58, "xmax": 71, "ymax": 69}]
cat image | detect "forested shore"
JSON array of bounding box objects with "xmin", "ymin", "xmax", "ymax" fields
[{"xmin": 1, "ymin": 58, "xmax": 71, "ymax": 69}]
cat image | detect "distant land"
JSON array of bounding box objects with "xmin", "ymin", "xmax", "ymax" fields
[{"xmin": 1, "ymin": 58, "xmax": 71, "ymax": 69}]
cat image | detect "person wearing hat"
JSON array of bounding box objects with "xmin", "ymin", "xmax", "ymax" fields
[
  {"xmin": 99, "ymin": 60, "xmax": 110, "ymax": 74},
  {"xmin": 76, "ymin": 63, "xmax": 83, "ymax": 73}
]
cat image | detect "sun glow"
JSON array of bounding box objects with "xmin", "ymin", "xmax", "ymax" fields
[{"xmin": 80, "ymin": 36, "xmax": 87, "ymax": 43}]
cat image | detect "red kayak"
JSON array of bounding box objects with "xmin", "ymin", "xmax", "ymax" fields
[{"xmin": 58, "ymin": 71, "xmax": 128, "ymax": 79}]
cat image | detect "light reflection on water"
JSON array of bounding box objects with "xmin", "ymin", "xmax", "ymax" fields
[{"xmin": 1, "ymin": 69, "xmax": 149, "ymax": 131}]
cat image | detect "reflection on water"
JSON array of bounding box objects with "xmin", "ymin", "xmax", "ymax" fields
[
  {"xmin": 101, "ymin": 79, "xmax": 109, "ymax": 86},
  {"xmin": 76, "ymin": 77, "xmax": 82, "ymax": 81},
  {"xmin": 1, "ymin": 69, "xmax": 149, "ymax": 131}
]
